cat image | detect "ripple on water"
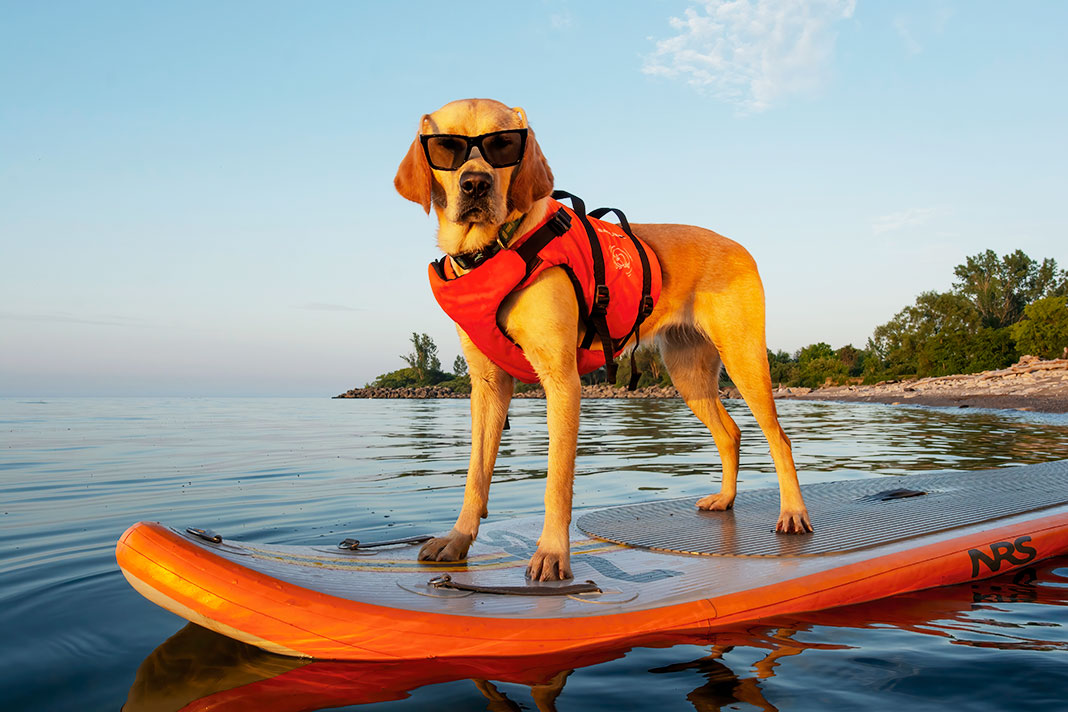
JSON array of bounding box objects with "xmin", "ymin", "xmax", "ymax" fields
[{"xmin": 0, "ymin": 397, "xmax": 1066, "ymax": 712}]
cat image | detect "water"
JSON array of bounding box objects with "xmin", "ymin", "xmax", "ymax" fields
[{"xmin": 2, "ymin": 397, "xmax": 1067, "ymax": 711}]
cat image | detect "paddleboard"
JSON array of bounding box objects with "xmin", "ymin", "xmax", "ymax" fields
[
  {"xmin": 116, "ymin": 460, "xmax": 1068, "ymax": 661},
  {"xmin": 123, "ymin": 559, "xmax": 1068, "ymax": 712}
]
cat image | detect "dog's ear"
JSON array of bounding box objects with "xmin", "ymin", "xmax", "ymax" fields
[
  {"xmin": 508, "ymin": 108, "xmax": 553, "ymax": 214},
  {"xmin": 394, "ymin": 117, "xmax": 432, "ymax": 214}
]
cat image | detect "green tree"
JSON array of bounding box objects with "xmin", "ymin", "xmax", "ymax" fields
[
  {"xmin": 1011, "ymin": 296, "xmax": 1068, "ymax": 359},
  {"xmin": 796, "ymin": 342, "xmax": 848, "ymax": 388},
  {"xmin": 767, "ymin": 349, "xmax": 797, "ymax": 387},
  {"xmin": 870, "ymin": 291, "xmax": 981, "ymax": 377},
  {"xmin": 452, "ymin": 354, "xmax": 468, "ymax": 377},
  {"xmin": 953, "ymin": 250, "xmax": 1067, "ymax": 329},
  {"xmin": 400, "ymin": 333, "xmax": 441, "ymax": 384},
  {"xmin": 613, "ymin": 348, "xmax": 673, "ymax": 389}
]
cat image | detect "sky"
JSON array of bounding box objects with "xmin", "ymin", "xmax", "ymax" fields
[{"xmin": 1, "ymin": 1, "xmax": 1066, "ymax": 396}]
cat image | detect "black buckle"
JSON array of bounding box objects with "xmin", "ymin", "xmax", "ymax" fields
[
  {"xmin": 593, "ymin": 284, "xmax": 610, "ymax": 313},
  {"xmin": 452, "ymin": 243, "xmax": 501, "ymax": 271},
  {"xmin": 548, "ymin": 209, "xmax": 571, "ymax": 234},
  {"xmin": 640, "ymin": 295, "xmax": 655, "ymax": 317}
]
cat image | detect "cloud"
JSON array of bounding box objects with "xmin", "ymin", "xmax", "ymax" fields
[
  {"xmin": 893, "ymin": 17, "xmax": 922, "ymax": 56},
  {"xmin": 643, "ymin": 0, "xmax": 856, "ymax": 113},
  {"xmin": 550, "ymin": 12, "xmax": 573, "ymax": 30},
  {"xmin": 871, "ymin": 207, "xmax": 941, "ymax": 235},
  {"xmin": 893, "ymin": 4, "xmax": 954, "ymax": 57},
  {"xmin": 295, "ymin": 302, "xmax": 364, "ymax": 312}
]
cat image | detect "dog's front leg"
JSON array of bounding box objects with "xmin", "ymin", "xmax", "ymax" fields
[
  {"xmin": 419, "ymin": 332, "xmax": 512, "ymax": 562},
  {"xmin": 525, "ymin": 358, "xmax": 580, "ymax": 581},
  {"xmin": 504, "ymin": 270, "xmax": 583, "ymax": 581}
]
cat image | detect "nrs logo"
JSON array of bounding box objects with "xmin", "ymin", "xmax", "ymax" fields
[{"xmin": 967, "ymin": 536, "xmax": 1037, "ymax": 578}]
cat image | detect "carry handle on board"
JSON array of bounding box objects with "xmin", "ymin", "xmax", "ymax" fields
[
  {"xmin": 428, "ymin": 573, "xmax": 602, "ymax": 596},
  {"xmin": 338, "ymin": 534, "xmax": 433, "ymax": 550}
]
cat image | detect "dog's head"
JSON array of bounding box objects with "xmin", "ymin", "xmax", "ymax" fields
[{"xmin": 395, "ymin": 99, "xmax": 553, "ymax": 254}]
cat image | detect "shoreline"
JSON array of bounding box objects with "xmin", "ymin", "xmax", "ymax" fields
[{"xmin": 335, "ymin": 357, "xmax": 1068, "ymax": 414}]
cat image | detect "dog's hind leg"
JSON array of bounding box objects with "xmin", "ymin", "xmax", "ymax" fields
[
  {"xmin": 692, "ymin": 291, "xmax": 811, "ymax": 534},
  {"xmin": 419, "ymin": 329, "xmax": 513, "ymax": 562},
  {"xmin": 659, "ymin": 329, "xmax": 741, "ymax": 512}
]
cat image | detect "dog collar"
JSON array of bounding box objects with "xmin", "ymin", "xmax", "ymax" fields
[{"xmin": 449, "ymin": 216, "xmax": 526, "ymax": 271}]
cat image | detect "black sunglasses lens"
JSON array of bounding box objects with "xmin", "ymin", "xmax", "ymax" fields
[
  {"xmin": 425, "ymin": 136, "xmax": 468, "ymax": 170},
  {"xmin": 481, "ymin": 131, "xmax": 524, "ymax": 167}
]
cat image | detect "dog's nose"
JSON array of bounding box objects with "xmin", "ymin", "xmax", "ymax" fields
[{"xmin": 460, "ymin": 171, "xmax": 492, "ymax": 199}]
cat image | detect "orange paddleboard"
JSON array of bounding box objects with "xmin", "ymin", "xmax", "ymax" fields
[{"xmin": 116, "ymin": 461, "xmax": 1068, "ymax": 661}]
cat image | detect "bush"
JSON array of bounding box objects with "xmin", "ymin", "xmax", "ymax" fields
[
  {"xmin": 436, "ymin": 375, "xmax": 472, "ymax": 394},
  {"xmin": 368, "ymin": 367, "xmax": 451, "ymax": 389},
  {"xmin": 1011, "ymin": 296, "xmax": 1068, "ymax": 359},
  {"xmin": 613, "ymin": 348, "xmax": 673, "ymax": 389},
  {"xmin": 368, "ymin": 367, "xmax": 420, "ymax": 388}
]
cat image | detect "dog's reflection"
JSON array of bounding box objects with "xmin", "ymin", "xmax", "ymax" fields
[{"xmin": 123, "ymin": 562, "xmax": 1064, "ymax": 712}]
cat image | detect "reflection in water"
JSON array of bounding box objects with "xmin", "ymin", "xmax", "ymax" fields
[{"xmin": 124, "ymin": 558, "xmax": 1068, "ymax": 712}]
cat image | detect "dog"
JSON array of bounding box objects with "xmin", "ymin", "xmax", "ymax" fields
[{"xmin": 394, "ymin": 98, "xmax": 811, "ymax": 581}]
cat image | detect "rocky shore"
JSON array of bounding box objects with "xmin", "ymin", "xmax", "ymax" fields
[
  {"xmin": 333, "ymin": 383, "xmax": 688, "ymax": 400},
  {"xmin": 335, "ymin": 357, "xmax": 1068, "ymax": 413},
  {"xmin": 774, "ymin": 356, "xmax": 1068, "ymax": 413}
]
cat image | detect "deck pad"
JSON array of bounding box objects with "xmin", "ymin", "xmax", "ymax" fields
[{"xmin": 577, "ymin": 460, "xmax": 1068, "ymax": 557}]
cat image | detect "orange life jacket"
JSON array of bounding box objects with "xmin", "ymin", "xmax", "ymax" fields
[{"xmin": 428, "ymin": 191, "xmax": 662, "ymax": 385}]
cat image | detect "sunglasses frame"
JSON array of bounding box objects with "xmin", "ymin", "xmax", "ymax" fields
[{"xmin": 420, "ymin": 128, "xmax": 528, "ymax": 171}]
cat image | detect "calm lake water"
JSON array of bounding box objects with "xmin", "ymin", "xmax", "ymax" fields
[{"xmin": 2, "ymin": 396, "xmax": 1067, "ymax": 711}]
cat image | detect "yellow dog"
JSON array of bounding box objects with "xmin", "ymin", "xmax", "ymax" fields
[{"xmin": 395, "ymin": 98, "xmax": 811, "ymax": 581}]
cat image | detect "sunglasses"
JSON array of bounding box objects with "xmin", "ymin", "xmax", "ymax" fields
[{"xmin": 420, "ymin": 128, "xmax": 528, "ymax": 171}]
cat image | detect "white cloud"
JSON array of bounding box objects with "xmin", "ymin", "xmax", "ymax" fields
[
  {"xmin": 643, "ymin": 0, "xmax": 856, "ymax": 113},
  {"xmin": 893, "ymin": 17, "xmax": 922, "ymax": 55},
  {"xmin": 550, "ymin": 12, "xmax": 573, "ymax": 30},
  {"xmin": 893, "ymin": 4, "xmax": 955, "ymax": 57},
  {"xmin": 871, "ymin": 207, "xmax": 940, "ymax": 235}
]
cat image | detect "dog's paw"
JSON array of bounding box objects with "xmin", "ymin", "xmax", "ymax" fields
[
  {"xmin": 775, "ymin": 509, "xmax": 813, "ymax": 534},
  {"xmin": 696, "ymin": 492, "xmax": 736, "ymax": 511},
  {"xmin": 418, "ymin": 532, "xmax": 473, "ymax": 562},
  {"xmin": 526, "ymin": 548, "xmax": 573, "ymax": 582}
]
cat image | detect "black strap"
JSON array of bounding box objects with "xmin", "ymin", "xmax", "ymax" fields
[
  {"xmin": 428, "ymin": 574, "xmax": 601, "ymax": 596},
  {"xmin": 515, "ymin": 209, "xmax": 571, "ymax": 264},
  {"xmin": 552, "ymin": 190, "xmax": 618, "ymax": 383},
  {"xmin": 588, "ymin": 206, "xmax": 656, "ymax": 391}
]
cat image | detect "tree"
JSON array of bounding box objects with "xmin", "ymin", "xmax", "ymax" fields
[
  {"xmin": 613, "ymin": 348, "xmax": 673, "ymax": 389},
  {"xmin": 400, "ymin": 333, "xmax": 441, "ymax": 384},
  {"xmin": 870, "ymin": 291, "xmax": 981, "ymax": 377},
  {"xmin": 767, "ymin": 349, "xmax": 797, "ymax": 387},
  {"xmin": 1011, "ymin": 296, "xmax": 1068, "ymax": 359},
  {"xmin": 452, "ymin": 354, "xmax": 468, "ymax": 377},
  {"xmin": 796, "ymin": 342, "xmax": 847, "ymax": 388},
  {"xmin": 953, "ymin": 250, "xmax": 1067, "ymax": 329}
]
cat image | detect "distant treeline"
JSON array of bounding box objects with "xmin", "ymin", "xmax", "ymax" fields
[{"xmin": 368, "ymin": 250, "xmax": 1068, "ymax": 392}]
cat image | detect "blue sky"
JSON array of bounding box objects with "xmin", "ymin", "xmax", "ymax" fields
[{"xmin": 2, "ymin": 1, "xmax": 1065, "ymax": 396}]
